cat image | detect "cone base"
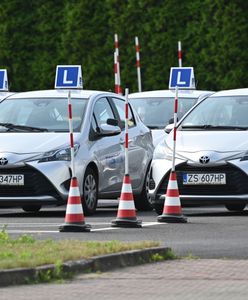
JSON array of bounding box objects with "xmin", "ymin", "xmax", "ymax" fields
[
  {"xmin": 59, "ymin": 223, "xmax": 91, "ymax": 232},
  {"xmin": 157, "ymin": 214, "xmax": 187, "ymax": 223},
  {"xmin": 111, "ymin": 218, "xmax": 142, "ymax": 228}
]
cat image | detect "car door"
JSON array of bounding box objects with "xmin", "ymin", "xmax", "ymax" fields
[
  {"xmin": 91, "ymin": 97, "xmax": 124, "ymax": 195},
  {"xmin": 110, "ymin": 97, "xmax": 149, "ymax": 189}
]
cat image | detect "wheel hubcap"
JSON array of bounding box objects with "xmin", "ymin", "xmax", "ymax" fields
[{"xmin": 84, "ymin": 174, "xmax": 96, "ymax": 210}]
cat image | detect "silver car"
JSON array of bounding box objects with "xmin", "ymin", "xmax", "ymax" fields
[
  {"xmin": 0, "ymin": 89, "xmax": 154, "ymax": 215},
  {"xmin": 150, "ymin": 88, "xmax": 248, "ymax": 214},
  {"xmin": 129, "ymin": 89, "xmax": 213, "ymax": 146}
]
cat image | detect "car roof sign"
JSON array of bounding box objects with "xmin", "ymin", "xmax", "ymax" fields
[
  {"xmin": 0, "ymin": 69, "xmax": 8, "ymax": 91},
  {"xmin": 169, "ymin": 67, "xmax": 195, "ymax": 90},
  {"xmin": 55, "ymin": 65, "xmax": 83, "ymax": 89}
]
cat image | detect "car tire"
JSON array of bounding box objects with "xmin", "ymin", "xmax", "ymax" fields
[
  {"xmin": 134, "ymin": 166, "xmax": 153, "ymax": 211},
  {"xmin": 22, "ymin": 205, "xmax": 41, "ymax": 213},
  {"xmin": 82, "ymin": 167, "xmax": 98, "ymax": 216},
  {"xmin": 154, "ymin": 204, "xmax": 163, "ymax": 215},
  {"xmin": 225, "ymin": 203, "xmax": 246, "ymax": 212}
]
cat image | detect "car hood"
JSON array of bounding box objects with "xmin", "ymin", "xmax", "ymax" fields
[
  {"xmin": 0, "ymin": 132, "xmax": 80, "ymax": 153},
  {"xmin": 168, "ymin": 131, "xmax": 248, "ymax": 151},
  {"xmin": 166, "ymin": 131, "xmax": 248, "ymax": 163}
]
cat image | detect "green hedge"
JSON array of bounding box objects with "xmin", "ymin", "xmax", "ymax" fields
[{"xmin": 0, "ymin": 0, "xmax": 247, "ymax": 92}]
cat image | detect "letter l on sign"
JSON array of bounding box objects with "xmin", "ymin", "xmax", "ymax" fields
[
  {"xmin": 63, "ymin": 70, "xmax": 73, "ymax": 84},
  {"xmin": 176, "ymin": 71, "xmax": 186, "ymax": 85}
]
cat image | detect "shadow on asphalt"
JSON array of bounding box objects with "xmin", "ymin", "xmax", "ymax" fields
[
  {"xmin": 184, "ymin": 209, "xmax": 248, "ymax": 217},
  {"xmin": 1, "ymin": 206, "xmax": 248, "ymax": 218}
]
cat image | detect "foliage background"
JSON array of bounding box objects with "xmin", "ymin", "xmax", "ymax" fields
[{"xmin": 0, "ymin": 0, "xmax": 247, "ymax": 93}]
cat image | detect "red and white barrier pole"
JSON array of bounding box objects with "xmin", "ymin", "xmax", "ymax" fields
[
  {"xmin": 114, "ymin": 52, "xmax": 119, "ymax": 93},
  {"xmin": 124, "ymin": 88, "xmax": 129, "ymax": 174},
  {"xmin": 67, "ymin": 90, "xmax": 75, "ymax": 177},
  {"xmin": 172, "ymin": 86, "xmax": 178, "ymax": 172},
  {"xmin": 178, "ymin": 41, "xmax": 182, "ymax": 67},
  {"xmin": 135, "ymin": 36, "xmax": 142, "ymax": 92},
  {"xmin": 114, "ymin": 34, "xmax": 121, "ymax": 94}
]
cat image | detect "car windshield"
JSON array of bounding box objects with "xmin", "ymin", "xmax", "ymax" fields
[
  {"xmin": 130, "ymin": 97, "xmax": 197, "ymax": 129},
  {"xmin": 0, "ymin": 97, "xmax": 87, "ymax": 132},
  {"xmin": 180, "ymin": 96, "xmax": 248, "ymax": 130}
]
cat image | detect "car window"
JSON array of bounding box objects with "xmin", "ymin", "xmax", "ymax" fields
[
  {"xmin": 93, "ymin": 97, "xmax": 115, "ymax": 126},
  {"xmin": 111, "ymin": 97, "xmax": 135, "ymax": 128},
  {"xmin": 0, "ymin": 97, "xmax": 87, "ymax": 132},
  {"xmin": 129, "ymin": 97, "xmax": 197, "ymax": 128},
  {"xmin": 181, "ymin": 96, "xmax": 248, "ymax": 127}
]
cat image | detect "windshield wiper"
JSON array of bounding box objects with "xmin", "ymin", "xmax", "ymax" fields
[
  {"xmin": 181, "ymin": 125, "xmax": 248, "ymax": 130},
  {"xmin": 0, "ymin": 122, "xmax": 48, "ymax": 132}
]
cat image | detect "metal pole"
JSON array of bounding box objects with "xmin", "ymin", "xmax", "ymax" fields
[
  {"xmin": 124, "ymin": 88, "xmax": 129, "ymax": 175},
  {"xmin": 135, "ymin": 36, "xmax": 142, "ymax": 92},
  {"xmin": 172, "ymin": 86, "xmax": 178, "ymax": 172},
  {"xmin": 178, "ymin": 41, "xmax": 182, "ymax": 67},
  {"xmin": 68, "ymin": 90, "xmax": 75, "ymax": 177},
  {"xmin": 114, "ymin": 34, "xmax": 121, "ymax": 94}
]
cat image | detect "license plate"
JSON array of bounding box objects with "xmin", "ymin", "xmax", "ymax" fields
[
  {"xmin": 0, "ymin": 174, "xmax": 24, "ymax": 185},
  {"xmin": 183, "ymin": 173, "xmax": 226, "ymax": 185}
]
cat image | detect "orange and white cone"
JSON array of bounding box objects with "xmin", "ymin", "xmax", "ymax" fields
[
  {"xmin": 59, "ymin": 177, "xmax": 91, "ymax": 232},
  {"xmin": 157, "ymin": 171, "xmax": 187, "ymax": 223},
  {"xmin": 111, "ymin": 174, "xmax": 142, "ymax": 228}
]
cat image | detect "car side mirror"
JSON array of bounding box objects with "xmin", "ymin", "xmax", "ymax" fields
[
  {"xmin": 98, "ymin": 124, "xmax": 121, "ymax": 136},
  {"xmin": 164, "ymin": 123, "xmax": 174, "ymax": 134}
]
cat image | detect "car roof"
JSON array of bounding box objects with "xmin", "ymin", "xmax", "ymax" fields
[
  {"xmin": 129, "ymin": 89, "xmax": 214, "ymax": 99},
  {"xmin": 209, "ymin": 88, "xmax": 248, "ymax": 97},
  {"xmin": 0, "ymin": 92, "xmax": 15, "ymax": 100},
  {"xmin": 7, "ymin": 89, "xmax": 121, "ymax": 99}
]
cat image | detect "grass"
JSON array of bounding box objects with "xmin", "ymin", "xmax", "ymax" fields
[{"xmin": 0, "ymin": 228, "xmax": 163, "ymax": 270}]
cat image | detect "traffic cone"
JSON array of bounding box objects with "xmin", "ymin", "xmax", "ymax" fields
[
  {"xmin": 157, "ymin": 171, "xmax": 187, "ymax": 223},
  {"xmin": 59, "ymin": 177, "xmax": 91, "ymax": 232},
  {"xmin": 111, "ymin": 174, "xmax": 142, "ymax": 228}
]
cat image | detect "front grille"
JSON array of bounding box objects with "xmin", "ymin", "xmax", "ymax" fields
[
  {"xmin": 157, "ymin": 163, "xmax": 248, "ymax": 196},
  {"xmin": 0, "ymin": 166, "xmax": 61, "ymax": 198}
]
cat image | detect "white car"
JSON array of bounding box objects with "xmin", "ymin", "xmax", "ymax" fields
[
  {"xmin": 0, "ymin": 89, "xmax": 154, "ymax": 215},
  {"xmin": 129, "ymin": 89, "xmax": 213, "ymax": 146},
  {"xmin": 149, "ymin": 88, "xmax": 248, "ymax": 214},
  {"xmin": 0, "ymin": 92, "xmax": 14, "ymax": 101}
]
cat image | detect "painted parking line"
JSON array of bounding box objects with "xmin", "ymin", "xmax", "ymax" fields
[
  {"xmin": 4, "ymin": 222, "xmax": 166, "ymax": 234},
  {"xmin": 0, "ymin": 222, "xmax": 111, "ymax": 227}
]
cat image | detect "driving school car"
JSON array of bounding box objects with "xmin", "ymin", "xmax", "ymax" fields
[
  {"xmin": 149, "ymin": 88, "xmax": 248, "ymax": 214},
  {"xmin": 129, "ymin": 89, "xmax": 213, "ymax": 146},
  {"xmin": 0, "ymin": 89, "xmax": 153, "ymax": 215}
]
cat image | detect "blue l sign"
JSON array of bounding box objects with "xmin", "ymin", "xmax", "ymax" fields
[
  {"xmin": 169, "ymin": 67, "xmax": 195, "ymax": 89},
  {"xmin": 55, "ymin": 65, "xmax": 83, "ymax": 89},
  {"xmin": 0, "ymin": 69, "xmax": 8, "ymax": 91}
]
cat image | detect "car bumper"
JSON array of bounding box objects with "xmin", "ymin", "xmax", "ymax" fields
[
  {"xmin": 149, "ymin": 158, "xmax": 248, "ymax": 206},
  {"xmin": 0, "ymin": 160, "xmax": 72, "ymax": 207},
  {"xmin": 149, "ymin": 193, "xmax": 248, "ymax": 206}
]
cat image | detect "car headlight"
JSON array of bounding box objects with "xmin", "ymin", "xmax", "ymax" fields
[
  {"xmin": 38, "ymin": 143, "xmax": 80, "ymax": 162},
  {"xmin": 153, "ymin": 141, "xmax": 173, "ymax": 160}
]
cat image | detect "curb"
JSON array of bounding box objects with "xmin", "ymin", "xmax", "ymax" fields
[{"xmin": 0, "ymin": 246, "xmax": 171, "ymax": 287}]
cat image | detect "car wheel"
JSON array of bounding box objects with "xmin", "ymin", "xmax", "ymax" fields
[
  {"xmin": 154, "ymin": 204, "xmax": 163, "ymax": 215},
  {"xmin": 22, "ymin": 205, "xmax": 41, "ymax": 213},
  {"xmin": 134, "ymin": 166, "xmax": 153, "ymax": 211},
  {"xmin": 225, "ymin": 203, "xmax": 246, "ymax": 212},
  {"xmin": 82, "ymin": 167, "xmax": 98, "ymax": 216}
]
